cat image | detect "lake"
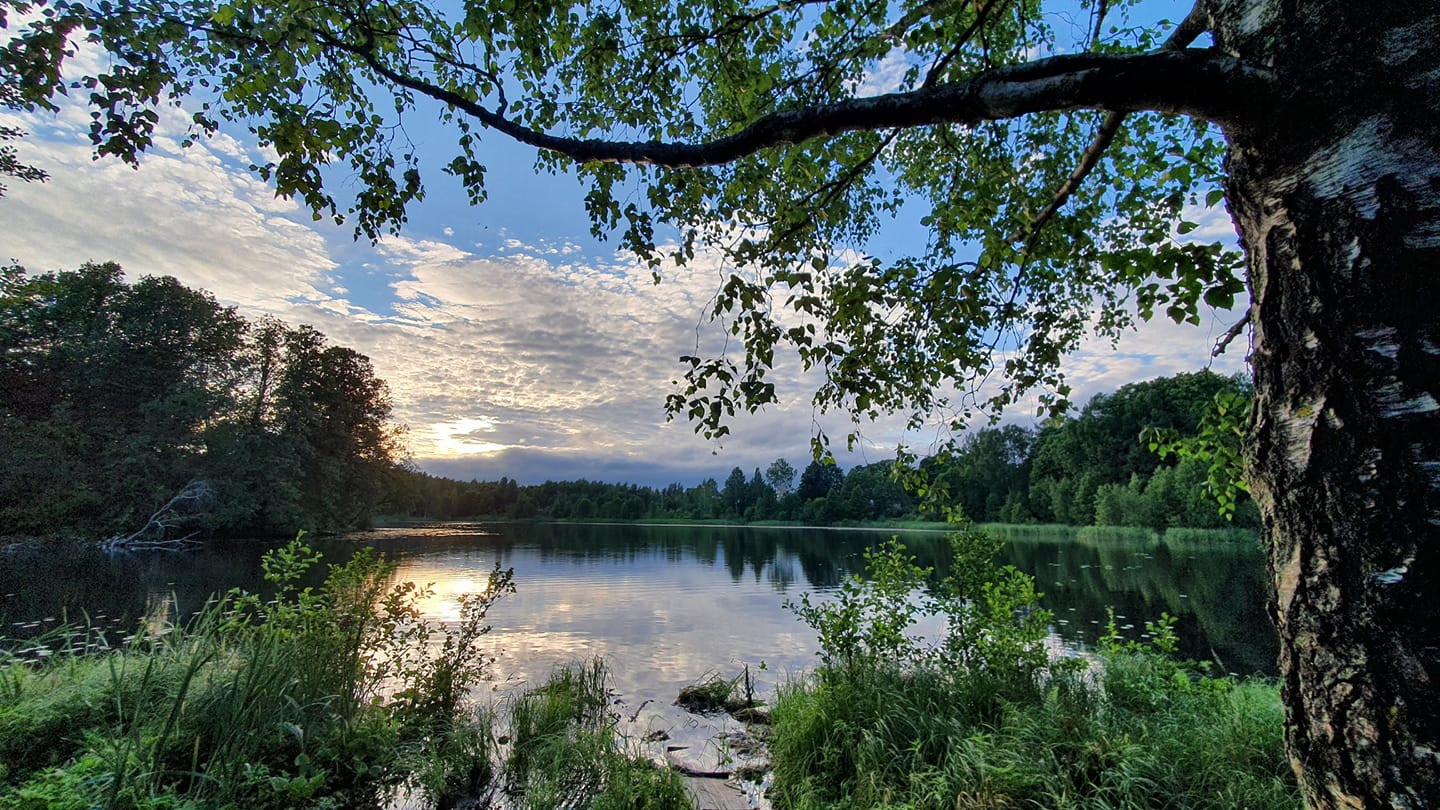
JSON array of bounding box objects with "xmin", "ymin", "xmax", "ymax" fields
[{"xmin": 0, "ymin": 522, "xmax": 1274, "ymax": 774}]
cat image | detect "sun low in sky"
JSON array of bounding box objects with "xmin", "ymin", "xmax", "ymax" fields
[{"xmin": 0, "ymin": 43, "xmax": 1246, "ymax": 487}]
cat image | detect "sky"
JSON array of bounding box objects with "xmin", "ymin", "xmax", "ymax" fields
[{"xmin": 0, "ymin": 5, "xmax": 1247, "ymax": 487}]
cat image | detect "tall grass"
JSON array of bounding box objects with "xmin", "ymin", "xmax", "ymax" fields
[
  {"xmin": 1077, "ymin": 525, "xmax": 1163, "ymax": 543},
  {"xmin": 977, "ymin": 522, "xmax": 1081, "ymax": 542},
  {"xmin": 768, "ymin": 528, "xmax": 1300, "ymax": 810},
  {"xmin": 1163, "ymin": 526, "xmax": 1261, "ymax": 545},
  {"xmin": 0, "ymin": 538, "xmax": 513, "ymax": 809},
  {"xmin": 505, "ymin": 660, "xmax": 689, "ymax": 810},
  {"xmin": 2, "ymin": 546, "xmax": 691, "ymax": 810}
]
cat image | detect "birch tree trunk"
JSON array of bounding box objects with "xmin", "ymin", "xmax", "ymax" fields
[{"xmin": 1213, "ymin": 1, "xmax": 1440, "ymax": 805}]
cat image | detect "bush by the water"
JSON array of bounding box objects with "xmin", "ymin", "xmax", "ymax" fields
[
  {"xmin": 0, "ymin": 544, "xmax": 690, "ymax": 810},
  {"xmin": 769, "ymin": 526, "xmax": 1299, "ymax": 809},
  {"xmin": 0, "ymin": 538, "xmax": 514, "ymax": 809},
  {"xmin": 2, "ymin": 528, "xmax": 1293, "ymax": 809}
]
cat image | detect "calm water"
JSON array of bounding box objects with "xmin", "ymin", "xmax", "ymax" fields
[{"xmin": 0, "ymin": 522, "xmax": 1275, "ymax": 759}]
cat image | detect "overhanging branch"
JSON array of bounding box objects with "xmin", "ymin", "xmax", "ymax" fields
[{"xmin": 333, "ymin": 38, "xmax": 1273, "ymax": 168}]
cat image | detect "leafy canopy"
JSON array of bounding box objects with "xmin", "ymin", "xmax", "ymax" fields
[{"xmin": 1, "ymin": 0, "xmax": 1243, "ymax": 444}]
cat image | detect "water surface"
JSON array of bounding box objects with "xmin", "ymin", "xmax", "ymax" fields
[{"xmin": 1, "ymin": 522, "xmax": 1275, "ymax": 761}]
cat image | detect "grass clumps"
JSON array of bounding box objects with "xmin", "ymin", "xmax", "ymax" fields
[
  {"xmin": 676, "ymin": 672, "xmax": 740, "ymax": 713},
  {"xmin": 505, "ymin": 660, "xmax": 689, "ymax": 810},
  {"xmin": 768, "ymin": 526, "xmax": 1300, "ymax": 810},
  {"xmin": 1, "ymin": 544, "xmax": 691, "ymax": 810},
  {"xmin": 0, "ymin": 537, "xmax": 515, "ymax": 810}
]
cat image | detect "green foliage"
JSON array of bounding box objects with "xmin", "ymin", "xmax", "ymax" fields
[
  {"xmin": 787, "ymin": 538, "xmax": 931, "ymax": 671},
  {"xmin": 675, "ymin": 671, "xmax": 743, "ymax": 714},
  {"xmin": 765, "ymin": 458, "xmax": 798, "ymax": 498},
  {"xmin": 2, "ymin": 0, "xmax": 1243, "ymax": 451},
  {"xmin": 1145, "ymin": 389, "xmax": 1255, "ymax": 519},
  {"xmin": 388, "ymin": 457, "xmax": 924, "ymax": 525},
  {"xmin": 919, "ymin": 425, "xmax": 1034, "ymax": 523},
  {"xmin": 0, "ymin": 652, "xmax": 117, "ymax": 786},
  {"xmin": 789, "ymin": 526, "xmax": 1070, "ymax": 699},
  {"xmin": 0, "ymin": 265, "xmax": 400, "ymax": 538},
  {"xmin": 796, "ymin": 459, "xmax": 846, "ymax": 502},
  {"xmin": 0, "ymin": 539, "xmax": 514, "ymax": 809},
  {"xmin": 1028, "ymin": 370, "xmax": 1256, "ymax": 527},
  {"xmin": 0, "ymin": 83, "xmax": 48, "ymax": 199},
  {"xmin": 506, "ymin": 661, "xmax": 688, "ymax": 810},
  {"xmin": 770, "ymin": 530, "xmax": 1298, "ymax": 810},
  {"xmin": 912, "ymin": 371, "xmax": 1258, "ymax": 529}
]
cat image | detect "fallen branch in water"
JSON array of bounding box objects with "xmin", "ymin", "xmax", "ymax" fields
[{"xmin": 101, "ymin": 481, "xmax": 214, "ymax": 553}]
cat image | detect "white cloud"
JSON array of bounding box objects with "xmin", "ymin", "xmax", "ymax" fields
[
  {"xmin": 855, "ymin": 49, "xmax": 915, "ymax": 96},
  {"xmin": 0, "ymin": 80, "xmax": 1251, "ymax": 486},
  {"xmin": 1178, "ymin": 201, "xmax": 1239, "ymax": 243},
  {"xmin": 0, "ymin": 107, "xmax": 335, "ymax": 310}
]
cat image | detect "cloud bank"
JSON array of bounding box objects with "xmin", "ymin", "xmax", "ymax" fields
[{"xmin": 1, "ymin": 99, "xmax": 1247, "ymax": 486}]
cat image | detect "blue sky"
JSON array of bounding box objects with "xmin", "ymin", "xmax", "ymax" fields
[{"xmin": 0, "ymin": 3, "xmax": 1245, "ymax": 486}]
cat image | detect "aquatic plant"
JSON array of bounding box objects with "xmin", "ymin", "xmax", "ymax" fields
[{"xmin": 506, "ymin": 660, "xmax": 688, "ymax": 810}]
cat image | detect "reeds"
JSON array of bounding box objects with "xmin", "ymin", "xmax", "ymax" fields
[{"xmin": 505, "ymin": 659, "xmax": 688, "ymax": 810}]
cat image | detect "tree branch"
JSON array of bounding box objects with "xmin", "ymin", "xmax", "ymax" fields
[
  {"xmin": 1021, "ymin": 110, "xmax": 1125, "ymax": 241},
  {"xmin": 1021, "ymin": 3, "xmax": 1210, "ymax": 241},
  {"xmin": 1213, "ymin": 306, "xmax": 1252, "ymax": 357},
  {"xmin": 328, "ymin": 34, "xmax": 1272, "ymax": 168},
  {"xmin": 100, "ymin": 481, "xmax": 213, "ymax": 553}
]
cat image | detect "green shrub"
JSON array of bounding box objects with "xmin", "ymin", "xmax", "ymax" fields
[
  {"xmin": 769, "ymin": 525, "xmax": 1300, "ymax": 810},
  {"xmin": 0, "ymin": 653, "xmax": 116, "ymax": 785},
  {"xmin": 0, "ymin": 537, "xmax": 514, "ymax": 809},
  {"xmin": 507, "ymin": 660, "xmax": 687, "ymax": 810}
]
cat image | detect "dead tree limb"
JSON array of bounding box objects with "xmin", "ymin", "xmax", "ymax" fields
[{"xmin": 101, "ymin": 481, "xmax": 214, "ymax": 552}]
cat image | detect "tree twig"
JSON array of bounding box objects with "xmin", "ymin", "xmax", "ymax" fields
[
  {"xmin": 1018, "ymin": 2, "xmax": 1210, "ymax": 245},
  {"xmin": 1213, "ymin": 307, "xmax": 1251, "ymax": 357}
]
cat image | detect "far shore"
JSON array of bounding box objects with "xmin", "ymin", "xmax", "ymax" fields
[{"xmin": 369, "ymin": 516, "xmax": 1259, "ymax": 542}]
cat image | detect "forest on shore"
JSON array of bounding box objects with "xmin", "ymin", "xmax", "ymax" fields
[
  {"xmin": 1, "ymin": 263, "xmax": 396, "ymax": 539},
  {"xmin": 389, "ymin": 369, "xmax": 1257, "ymax": 531},
  {"xmin": 1, "ymin": 266, "xmax": 1254, "ymax": 542}
]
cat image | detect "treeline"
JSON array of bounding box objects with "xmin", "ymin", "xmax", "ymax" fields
[
  {"xmin": 925, "ymin": 370, "xmax": 1258, "ymax": 529},
  {"xmin": 385, "ymin": 458, "xmax": 914, "ymax": 525},
  {"xmin": 389, "ymin": 370, "xmax": 1257, "ymax": 530},
  {"xmin": 0, "ymin": 263, "xmax": 397, "ymax": 538},
  {"xmin": 1, "ymin": 263, "xmax": 1252, "ymax": 538}
]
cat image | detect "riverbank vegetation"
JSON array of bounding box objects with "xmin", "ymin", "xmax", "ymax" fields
[
  {"xmin": 1, "ymin": 529, "xmax": 1290, "ymax": 808},
  {"xmin": 504, "ymin": 659, "xmax": 689, "ymax": 810},
  {"xmin": 0, "ymin": 539, "xmax": 514, "ymax": 809},
  {"xmin": 0, "ymin": 542, "xmax": 691, "ymax": 809},
  {"xmin": 768, "ymin": 529, "xmax": 1298, "ymax": 809}
]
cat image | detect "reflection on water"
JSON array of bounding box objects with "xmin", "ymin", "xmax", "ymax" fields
[{"xmin": 1, "ymin": 523, "xmax": 1277, "ymax": 715}]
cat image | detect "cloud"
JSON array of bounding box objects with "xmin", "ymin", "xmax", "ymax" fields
[
  {"xmin": 855, "ymin": 49, "xmax": 915, "ymax": 96},
  {"xmin": 311, "ymin": 233, "xmax": 852, "ymax": 476},
  {"xmin": 0, "ymin": 108, "xmax": 336, "ymax": 310},
  {"xmin": 1179, "ymin": 201, "xmax": 1240, "ymax": 243},
  {"xmin": 1, "ymin": 76, "xmax": 1251, "ymax": 487}
]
